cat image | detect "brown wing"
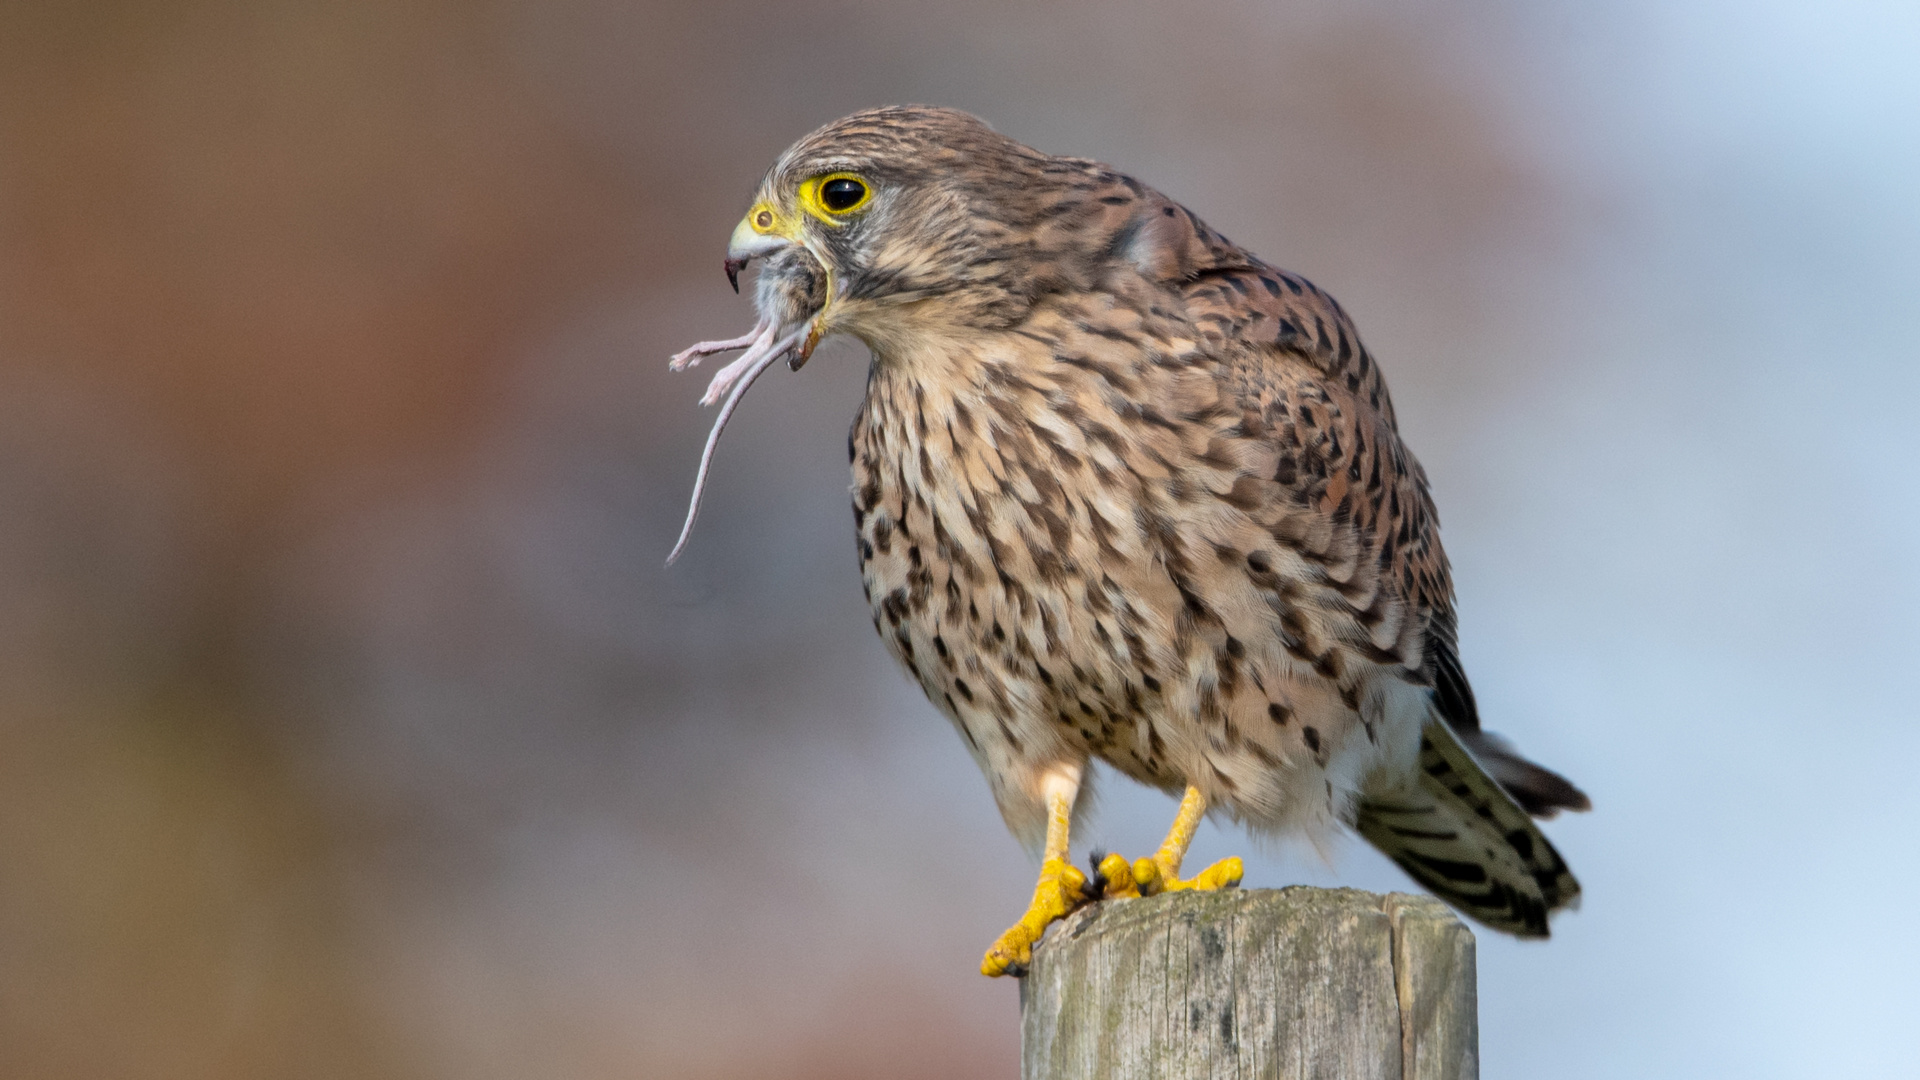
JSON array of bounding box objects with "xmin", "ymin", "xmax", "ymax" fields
[
  {"xmin": 1153, "ymin": 214, "xmax": 1454, "ymax": 683},
  {"xmin": 1135, "ymin": 194, "xmax": 1588, "ymax": 817}
]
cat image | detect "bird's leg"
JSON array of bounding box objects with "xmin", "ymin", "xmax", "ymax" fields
[
  {"xmin": 1106, "ymin": 786, "xmax": 1244, "ymax": 898},
  {"xmin": 981, "ymin": 766, "xmax": 1090, "ymax": 978}
]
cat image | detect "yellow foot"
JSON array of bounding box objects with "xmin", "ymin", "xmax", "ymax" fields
[
  {"xmin": 1088, "ymin": 850, "xmax": 1243, "ymax": 899},
  {"xmin": 1128, "ymin": 853, "xmax": 1244, "ymax": 897},
  {"xmin": 981, "ymin": 857, "xmax": 1090, "ymax": 977}
]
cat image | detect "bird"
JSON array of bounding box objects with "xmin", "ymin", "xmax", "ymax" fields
[{"xmin": 667, "ymin": 105, "xmax": 1590, "ymax": 977}]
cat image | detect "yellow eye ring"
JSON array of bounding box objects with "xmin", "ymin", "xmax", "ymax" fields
[{"xmin": 798, "ymin": 172, "xmax": 872, "ymax": 221}]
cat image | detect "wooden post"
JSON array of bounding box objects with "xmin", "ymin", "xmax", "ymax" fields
[{"xmin": 1020, "ymin": 887, "xmax": 1477, "ymax": 1080}]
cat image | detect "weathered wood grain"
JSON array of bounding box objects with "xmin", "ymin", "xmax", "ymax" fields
[{"xmin": 1020, "ymin": 888, "xmax": 1476, "ymax": 1080}]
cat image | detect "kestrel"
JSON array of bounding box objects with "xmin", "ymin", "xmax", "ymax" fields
[{"xmin": 669, "ymin": 106, "xmax": 1589, "ymax": 977}]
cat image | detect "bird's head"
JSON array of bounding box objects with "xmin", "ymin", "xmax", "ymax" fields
[
  {"xmin": 725, "ymin": 105, "xmax": 1063, "ymax": 362},
  {"xmin": 662, "ymin": 106, "xmax": 1061, "ymax": 562}
]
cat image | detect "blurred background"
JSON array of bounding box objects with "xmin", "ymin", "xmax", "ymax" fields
[{"xmin": 1, "ymin": 0, "xmax": 1916, "ymax": 1077}]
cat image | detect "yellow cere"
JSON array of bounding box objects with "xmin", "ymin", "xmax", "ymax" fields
[
  {"xmin": 797, "ymin": 172, "xmax": 872, "ymax": 223},
  {"xmin": 747, "ymin": 202, "xmax": 782, "ymax": 234}
]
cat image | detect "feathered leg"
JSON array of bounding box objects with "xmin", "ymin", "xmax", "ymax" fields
[{"xmin": 980, "ymin": 765, "xmax": 1091, "ymax": 977}]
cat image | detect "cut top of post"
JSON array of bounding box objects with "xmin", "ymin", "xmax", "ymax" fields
[{"xmin": 1020, "ymin": 887, "xmax": 1477, "ymax": 1080}]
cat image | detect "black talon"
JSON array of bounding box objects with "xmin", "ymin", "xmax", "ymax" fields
[{"xmin": 1087, "ymin": 850, "xmax": 1111, "ymax": 899}]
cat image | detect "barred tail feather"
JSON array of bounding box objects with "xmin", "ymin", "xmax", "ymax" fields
[{"xmin": 1356, "ymin": 718, "xmax": 1581, "ymax": 938}]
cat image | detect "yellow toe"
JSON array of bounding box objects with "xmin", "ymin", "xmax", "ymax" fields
[
  {"xmin": 1096, "ymin": 852, "xmax": 1143, "ymax": 899},
  {"xmin": 1186, "ymin": 856, "xmax": 1244, "ymax": 891},
  {"xmin": 1131, "ymin": 855, "xmax": 1164, "ymax": 894}
]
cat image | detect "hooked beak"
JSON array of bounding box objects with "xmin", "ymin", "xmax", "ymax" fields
[{"xmin": 725, "ymin": 214, "xmax": 791, "ymax": 292}]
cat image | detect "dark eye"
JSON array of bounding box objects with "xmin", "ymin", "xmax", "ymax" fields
[{"xmin": 820, "ymin": 177, "xmax": 868, "ymax": 212}]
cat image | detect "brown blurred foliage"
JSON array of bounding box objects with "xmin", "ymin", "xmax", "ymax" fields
[{"xmin": 0, "ymin": 3, "xmax": 644, "ymax": 1075}]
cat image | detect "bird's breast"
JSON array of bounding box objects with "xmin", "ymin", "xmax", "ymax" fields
[{"xmin": 848, "ymin": 346, "xmax": 1192, "ymax": 787}]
